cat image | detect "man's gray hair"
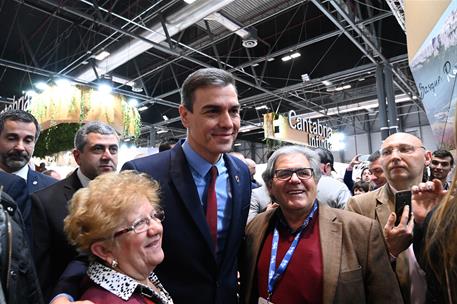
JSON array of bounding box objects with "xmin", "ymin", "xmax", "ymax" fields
[
  {"xmin": 181, "ymin": 68, "xmax": 237, "ymax": 112},
  {"xmin": 262, "ymin": 145, "xmax": 322, "ymax": 186},
  {"xmin": 74, "ymin": 121, "xmax": 118, "ymax": 151}
]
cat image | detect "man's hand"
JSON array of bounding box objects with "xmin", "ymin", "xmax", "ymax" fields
[
  {"xmin": 411, "ymin": 179, "xmax": 446, "ymax": 224},
  {"xmin": 347, "ymin": 154, "xmax": 361, "ymax": 171},
  {"xmin": 50, "ymin": 295, "xmax": 94, "ymax": 304},
  {"xmin": 384, "ymin": 205, "xmax": 414, "ymax": 257}
]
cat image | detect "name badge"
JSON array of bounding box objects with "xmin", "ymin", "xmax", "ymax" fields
[{"xmin": 258, "ymin": 297, "xmax": 274, "ymax": 304}]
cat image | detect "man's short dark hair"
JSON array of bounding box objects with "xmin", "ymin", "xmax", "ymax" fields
[
  {"xmin": 158, "ymin": 138, "xmax": 178, "ymax": 152},
  {"xmin": 368, "ymin": 150, "xmax": 381, "ymax": 162},
  {"xmin": 0, "ymin": 109, "xmax": 40, "ymax": 141},
  {"xmin": 315, "ymin": 148, "xmax": 335, "ymax": 171},
  {"xmin": 181, "ymin": 68, "xmax": 237, "ymax": 112},
  {"xmin": 353, "ymin": 181, "xmax": 370, "ymax": 193},
  {"xmin": 74, "ymin": 121, "xmax": 118, "ymax": 151},
  {"xmin": 432, "ymin": 149, "xmax": 454, "ymax": 166}
]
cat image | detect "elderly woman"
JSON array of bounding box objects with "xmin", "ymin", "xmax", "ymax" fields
[{"xmin": 64, "ymin": 171, "xmax": 173, "ymax": 304}]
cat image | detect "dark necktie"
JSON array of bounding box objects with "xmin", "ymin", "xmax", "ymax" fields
[{"xmin": 206, "ymin": 166, "xmax": 218, "ymax": 250}]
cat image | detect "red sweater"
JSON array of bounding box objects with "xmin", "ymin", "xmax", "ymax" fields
[{"xmin": 257, "ymin": 215, "xmax": 323, "ymax": 303}]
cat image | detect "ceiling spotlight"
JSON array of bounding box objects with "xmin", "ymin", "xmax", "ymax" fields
[
  {"xmin": 290, "ymin": 52, "xmax": 301, "ymax": 59},
  {"xmin": 35, "ymin": 82, "xmax": 49, "ymax": 91},
  {"xmin": 162, "ymin": 115, "xmax": 169, "ymax": 121},
  {"xmin": 94, "ymin": 50, "xmax": 110, "ymax": 61},
  {"xmin": 157, "ymin": 129, "xmax": 168, "ymax": 134},
  {"xmin": 234, "ymin": 143, "xmax": 242, "ymax": 147},
  {"xmin": 138, "ymin": 106, "xmax": 148, "ymax": 111},
  {"xmin": 322, "ymin": 80, "xmax": 332, "ymax": 86},
  {"xmin": 301, "ymin": 74, "xmax": 310, "ymax": 82},
  {"xmin": 282, "ymin": 52, "xmax": 301, "ymax": 61},
  {"xmin": 128, "ymin": 99, "xmax": 138, "ymax": 107},
  {"xmin": 255, "ymin": 105, "xmax": 268, "ymax": 111},
  {"xmin": 267, "ymin": 57, "xmax": 275, "ymax": 62},
  {"xmin": 184, "ymin": 0, "xmax": 196, "ymax": 3}
]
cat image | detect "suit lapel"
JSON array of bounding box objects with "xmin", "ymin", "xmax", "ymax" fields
[
  {"xmin": 320, "ymin": 205, "xmax": 342, "ymax": 304},
  {"xmin": 169, "ymin": 145, "xmax": 215, "ymax": 254},
  {"xmin": 375, "ymin": 185, "xmax": 392, "ymax": 227},
  {"xmin": 27, "ymin": 170, "xmax": 39, "ymax": 192},
  {"xmin": 219, "ymin": 155, "xmax": 242, "ymax": 265},
  {"xmin": 63, "ymin": 170, "xmax": 83, "ymax": 202}
]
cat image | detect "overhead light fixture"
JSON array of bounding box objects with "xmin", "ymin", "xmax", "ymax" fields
[
  {"xmin": 124, "ymin": 138, "xmax": 131, "ymax": 142},
  {"xmin": 322, "ymin": 80, "xmax": 332, "ymax": 86},
  {"xmin": 55, "ymin": 78, "xmax": 72, "ymax": 88},
  {"xmin": 128, "ymin": 99, "xmax": 138, "ymax": 107},
  {"xmin": 35, "ymin": 82, "xmax": 49, "ymax": 91},
  {"xmin": 267, "ymin": 57, "xmax": 275, "ymax": 62},
  {"xmin": 138, "ymin": 106, "xmax": 148, "ymax": 111},
  {"xmin": 184, "ymin": 0, "xmax": 196, "ymax": 3},
  {"xmin": 162, "ymin": 115, "xmax": 169, "ymax": 121},
  {"xmin": 157, "ymin": 129, "xmax": 168, "ymax": 134},
  {"xmin": 252, "ymin": 63, "xmax": 259, "ymax": 67},
  {"xmin": 290, "ymin": 52, "xmax": 301, "ymax": 59},
  {"xmin": 255, "ymin": 105, "xmax": 268, "ymax": 110},
  {"xmin": 342, "ymin": 84, "xmax": 351, "ymax": 90},
  {"xmin": 234, "ymin": 143, "xmax": 242, "ymax": 147},
  {"xmin": 333, "ymin": 84, "xmax": 352, "ymax": 91},
  {"xmin": 282, "ymin": 52, "xmax": 300, "ymax": 62},
  {"xmin": 94, "ymin": 50, "xmax": 110, "ymax": 61},
  {"xmin": 239, "ymin": 123, "xmax": 262, "ymax": 133},
  {"xmin": 301, "ymin": 74, "xmax": 310, "ymax": 82}
]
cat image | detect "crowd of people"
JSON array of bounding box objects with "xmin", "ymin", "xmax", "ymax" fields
[{"xmin": 0, "ymin": 67, "xmax": 455, "ymax": 303}]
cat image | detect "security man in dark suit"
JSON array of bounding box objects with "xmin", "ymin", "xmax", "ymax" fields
[{"xmin": 0, "ymin": 110, "xmax": 56, "ymax": 238}]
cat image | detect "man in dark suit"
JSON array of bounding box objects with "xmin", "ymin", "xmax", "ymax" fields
[
  {"xmin": 31, "ymin": 121, "xmax": 119, "ymax": 302},
  {"xmin": 51, "ymin": 68, "xmax": 250, "ymax": 304},
  {"xmin": 121, "ymin": 68, "xmax": 251, "ymax": 304},
  {"xmin": 0, "ymin": 110, "xmax": 56, "ymax": 234},
  {"xmin": 0, "ymin": 171, "xmax": 28, "ymax": 214}
]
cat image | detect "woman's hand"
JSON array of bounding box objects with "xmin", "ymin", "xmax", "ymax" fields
[{"xmin": 411, "ymin": 179, "xmax": 446, "ymax": 224}]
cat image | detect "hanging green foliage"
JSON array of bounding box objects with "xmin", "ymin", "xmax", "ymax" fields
[{"xmin": 34, "ymin": 123, "xmax": 81, "ymax": 158}]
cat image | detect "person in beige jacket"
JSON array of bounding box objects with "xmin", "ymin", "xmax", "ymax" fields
[
  {"xmin": 241, "ymin": 145, "xmax": 402, "ymax": 304},
  {"xmin": 346, "ymin": 132, "xmax": 432, "ymax": 304}
]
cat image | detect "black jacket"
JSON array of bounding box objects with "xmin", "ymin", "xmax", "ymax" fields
[{"xmin": 0, "ymin": 191, "xmax": 43, "ymax": 304}]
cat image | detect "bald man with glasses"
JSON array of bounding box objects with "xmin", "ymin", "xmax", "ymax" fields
[{"xmin": 346, "ymin": 132, "xmax": 432, "ymax": 304}]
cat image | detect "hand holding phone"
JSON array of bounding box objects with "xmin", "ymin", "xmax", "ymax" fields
[{"xmin": 395, "ymin": 190, "xmax": 412, "ymax": 226}]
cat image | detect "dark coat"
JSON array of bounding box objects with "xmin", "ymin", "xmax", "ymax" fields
[
  {"xmin": 31, "ymin": 170, "xmax": 82, "ymax": 302},
  {"xmin": 122, "ymin": 142, "xmax": 251, "ymax": 304}
]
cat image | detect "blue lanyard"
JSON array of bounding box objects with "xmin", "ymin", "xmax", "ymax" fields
[{"xmin": 267, "ymin": 200, "xmax": 318, "ymax": 298}]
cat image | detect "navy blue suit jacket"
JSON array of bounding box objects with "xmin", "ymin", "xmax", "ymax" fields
[
  {"xmin": 24, "ymin": 170, "xmax": 56, "ymax": 243},
  {"xmin": 0, "ymin": 171, "xmax": 28, "ymax": 214},
  {"xmin": 122, "ymin": 143, "xmax": 251, "ymax": 304}
]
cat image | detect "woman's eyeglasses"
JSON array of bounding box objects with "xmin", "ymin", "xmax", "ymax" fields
[{"xmin": 113, "ymin": 208, "xmax": 165, "ymax": 238}]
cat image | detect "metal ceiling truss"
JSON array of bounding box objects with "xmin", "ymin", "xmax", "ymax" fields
[{"xmin": 311, "ymin": 0, "xmax": 421, "ymax": 110}]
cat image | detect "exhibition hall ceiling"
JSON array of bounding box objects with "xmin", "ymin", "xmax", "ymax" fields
[{"xmin": 0, "ymin": 0, "xmax": 424, "ymax": 143}]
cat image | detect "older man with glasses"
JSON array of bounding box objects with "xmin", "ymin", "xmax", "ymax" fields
[
  {"xmin": 241, "ymin": 145, "xmax": 402, "ymax": 304},
  {"xmin": 346, "ymin": 132, "xmax": 432, "ymax": 304}
]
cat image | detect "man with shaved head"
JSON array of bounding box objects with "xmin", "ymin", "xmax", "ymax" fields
[{"xmin": 346, "ymin": 132, "xmax": 431, "ymax": 304}]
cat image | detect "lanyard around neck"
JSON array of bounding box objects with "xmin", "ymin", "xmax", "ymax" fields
[{"xmin": 267, "ymin": 200, "xmax": 318, "ymax": 299}]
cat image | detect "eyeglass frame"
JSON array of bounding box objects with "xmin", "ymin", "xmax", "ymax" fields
[
  {"xmin": 113, "ymin": 208, "xmax": 165, "ymax": 238},
  {"xmin": 273, "ymin": 167, "xmax": 314, "ymax": 181},
  {"xmin": 380, "ymin": 144, "xmax": 426, "ymax": 157}
]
